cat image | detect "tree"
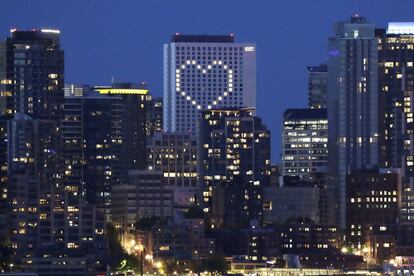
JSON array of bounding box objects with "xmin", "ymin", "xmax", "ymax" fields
[
  {"xmin": 106, "ymin": 224, "xmax": 141, "ymax": 272},
  {"xmin": 0, "ymin": 228, "xmax": 12, "ymax": 272},
  {"xmin": 135, "ymin": 217, "xmax": 160, "ymax": 232},
  {"xmin": 165, "ymin": 259, "xmax": 196, "ymax": 274},
  {"xmin": 195, "ymin": 253, "xmax": 228, "ymax": 274},
  {"xmin": 184, "ymin": 206, "xmax": 204, "ymax": 219}
]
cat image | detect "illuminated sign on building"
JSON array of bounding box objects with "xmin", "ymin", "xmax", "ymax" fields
[
  {"xmin": 96, "ymin": 88, "xmax": 149, "ymax": 95},
  {"xmin": 387, "ymin": 22, "xmax": 414, "ymax": 35}
]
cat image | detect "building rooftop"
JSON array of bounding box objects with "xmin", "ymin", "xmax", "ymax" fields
[
  {"xmin": 348, "ymin": 15, "xmax": 368, "ymax": 24},
  {"xmin": 171, "ymin": 34, "xmax": 235, "ymax": 43},
  {"xmin": 387, "ymin": 22, "xmax": 414, "ymax": 35},
  {"xmin": 283, "ymin": 108, "xmax": 327, "ymax": 120},
  {"xmin": 9, "ymin": 29, "xmax": 60, "ymax": 43},
  {"xmin": 306, "ymin": 64, "xmax": 327, "ymax": 73}
]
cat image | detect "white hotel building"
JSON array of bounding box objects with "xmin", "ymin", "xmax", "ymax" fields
[{"xmin": 163, "ymin": 34, "xmax": 256, "ymax": 134}]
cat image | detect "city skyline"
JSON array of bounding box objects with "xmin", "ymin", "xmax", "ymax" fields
[
  {"xmin": 3, "ymin": 2, "xmax": 414, "ymax": 275},
  {"xmin": 2, "ymin": 1, "xmax": 413, "ymax": 160}
]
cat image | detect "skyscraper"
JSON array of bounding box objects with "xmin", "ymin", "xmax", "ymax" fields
[
  {"xmin": 376, "ymin": 23, "xmax": 414, "ymax": 177},
  {"xmin": 146, "ymin": 96, "xmax": 163, "ymax": 136},
  {"xmin": 198, "ymin": 108, "xmax": 270, "ymax": 227},
  {"xmin": 94, "ymin": 83, "xmax": 150, "ymax": 175},
  {"xmin": 6, "ymin": 29, "xmax": 64, "ymax": 119},
  {"xmin": 0, "ymin": 29, "xmax": 64, "ymax": 243},
  {"xmin": 112, "ymin": 170, "xmax": 173, "ymax": 230},
  {"xmin": 63, "ymin": 85, "xmax": 121, "ymax": 222},
  {"xmin": 7, "ymin": 114, "xmax": 60, "ymax": 267},
  {"xmin": 346, "ymin": 168, "xmax": 400, "ymax": 251},
  {"xmin": 307, "ymin": 64, "xmax": 328, "ymax": 109},
  {"xmin": 63, "ymin": 83, "xmax": 152, "ymax": 221},
  {"xmin": 163, "ymin": 34, "xmax": 256, "ymax": 134},
  {"xmin": 146, "ymin": 133, "xmax": 198, "ymax": 207},
  {"xmin": 281, "ymin": 108, "xmax": 328, "ymax": 179},
  {"xmin": 327, "ymin": 16, "xmax": 379, "ymax": 228},
  {"xmin": 2, "ymin": 30, "xmax": 107, "ymax": 274}
]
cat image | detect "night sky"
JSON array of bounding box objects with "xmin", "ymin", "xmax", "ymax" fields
[{"xmin": 2, "ymin": 0, "xmax": 413, "ymax": 162}]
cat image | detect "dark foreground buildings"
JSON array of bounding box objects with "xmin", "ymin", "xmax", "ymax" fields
[
  {"xmin": 198, "ymin": 108, "xmax": 271, "ymax": 228},
  {"xmin": 2, "ymin": 29, "xmax": 107, "ymax": 275}
]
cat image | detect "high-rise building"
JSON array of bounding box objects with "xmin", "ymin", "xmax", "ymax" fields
[
  {"xmin": 376, "ymin": 23, "xmax": 414, "ymax": 179},
  {"xmin": 377, "ymin": 24, "xmax": 414, "ymax": 254},
  {"xmin": 263, "ymin": 185, "xmax": 321, "ymax": 225},
  {"xmin": 0, "ymin": 29, "xmax": 64, "ymax": 244},
  {"xmin": 281, "ymin": 108, "xmax": 328, "ymax": 180},
  {"xmin": 151, "ymin": 210, "xmax": 215, "ymax": 260},
  {"xmin": 5, "ymin": 29, "xmax": 64, "ymax": 119},
  {"xmin": 327, "ymin": 16, "xmax": 379, "ymax": 228},
  {"xmin": 307, "ymin": 64, "xmax": 328, "ymax": 109},
  {"xmin": 112, "ymin": 170, "xmax": 173, "ymax": 230},
  {"xmin": 146, "ymin": 97, "xmax": 163, "ymax": 136},
  {"xmin": 94, "ymin": 83, "xmax": 150, "ymax": 174},
  {"xmin": 212, "ymin": 176, "xmax": 264, "ymax": 229},
  {"xmin": 63, "ymin": 83, "xmax": 151, "ymax": 222},
  {"xmin": 63, "ymin": 86, "xmax": 121, "ymax": 222},
  {"xmin": 7, "ymin": 114, "xmax": 60, "ymax": 266},
  {"xmin": 146, "ymin": 132, "xmax": 198, "ymax": 207},
  {"xmin": 346, "ymin": 168, "xmax": 400, "ymax": 251},
  {"xmin": 2, "ymin": 30, "xmax": 107, "ymax": 274},
  {"xmin": 198, "ymin": 108, "xmax": 271, "ymax": 227},
  {"xmin": 163, "ymin": 34, "xmax": 256, "ymax": 134}
]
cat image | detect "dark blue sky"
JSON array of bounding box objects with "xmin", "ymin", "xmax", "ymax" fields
[{"xmin": 2, "ymin": 0, "xmax": 414, "ymax": 161}]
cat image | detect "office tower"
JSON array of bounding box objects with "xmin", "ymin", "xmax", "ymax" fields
[
  {"xmin": 346, "ymin": 168, "xmax": 400, "ymax": 252},
  {"xmin": 128, "ymin": 170, "xmax": 173, "ymax": 219},
  {"xmin": 1, "ymin": 30, "xmax": 107, "ymax": 274},
  {"xmin": 6, "ymin": 29, "xmax": 64, "ymax": 119},
  {"xmin": 263, "ymin": 184, "xmax": 321, "ymax": 225},
  {"xmin": 146, "ymin": 133, "xmax": 198, "ymax": 207},
  {"xmin": 0, "ymin": 118, "xmax": 7, "ymax": 240},
  {"xmin": 112, "ymin": 170, "xmax": 173, "ymax": 230},
  {"xmin": 151, "ymin": 210, "xmax": 215, "ymax": 260},
  {"xmin": 378, "ymin": 24, "xmax": 414, "ymax": 255},
  {"xmin": 327, "ymin": 16, "xmax": 379, "ymax": 228},
  {"xmin": 63, "ymin": 86, "xmax": 121, "ymax": 222},
  {"xmin": 281, "ymin": 108, "xmax": 328, "ymax": 179},
  {"xmin": 146, "ymin": 97, "xmax": 163, "ymax": 136},
  {"xmin": 198, "ymin": 108, "xmax": 271, "ymax": 227},
  {"xmin": 269, "ymin": 164, "xmax": 280, "ymax": 186},
  {"xmin": 212, "ymin": 176, "xmax": 267, "ymax": 229},
  {"xmin": 8, "ymin": 113, "xmax": 106, "ymax": 273},
  {"xmin": 7, "ymin": 114, "xmax": 59, "ymax": 266},
  {"xmin": 307, "ymin": 64, "xmax": 328, "ymax": 109},
  {"xmin": 377, "ymin": 23, "xmax": 414, "ymax": 178},
  {"xmin": 63, "ymin": 83, "xmax": 151, "ymax": 222},
  {"xmin": 0, "ymin": 29, "xmax": 64, "ymax": 244},
  {"xmin": 163, "ymin": 34, "xmax": 256, "ymax": 134},
  {"xmin": 95, "ymin": 83, "xmax": 150, "ymax": 175}
]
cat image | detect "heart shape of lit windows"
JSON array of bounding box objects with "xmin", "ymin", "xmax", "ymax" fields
[{"xmin": 176, "ymin": 60, "xmax": 234, "ymax": 110}]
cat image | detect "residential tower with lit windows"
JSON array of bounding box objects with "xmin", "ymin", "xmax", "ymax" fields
[
  {"xmin": 376, "ymin": 23, "xmax": 414, "ymax": 256},
  {"xmin": 3, "ymin": 29, "xmax": 107, "ymax": 274},
  {"xmin": 198, "ymin": 108, "xmax": 270, "ymax": 227}
]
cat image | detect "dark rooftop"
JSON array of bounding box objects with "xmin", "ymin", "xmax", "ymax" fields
[
  {"xmin": 283, "ymin": 108, "xmax": 327, "ymax": 120},
  {"xmin": 10, "ymin": 29, "xmax": 60, "ymax": 43},
  {"xmin": 306, "ymin": 63, "xmax": 327, "ymax": 73},
  {"xmin": 171, "ymin": 34, "xmax": 235, "ymax": 43}
]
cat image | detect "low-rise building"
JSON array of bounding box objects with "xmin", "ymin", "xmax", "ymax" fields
[{"xmin": 151, "ymin": 210, "xmax": 215, "ymax": 260}]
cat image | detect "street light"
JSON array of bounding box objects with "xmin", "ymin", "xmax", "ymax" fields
[{"xmin": 135, "ymin": 244, "xmax": 145, "ymax": 276}]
